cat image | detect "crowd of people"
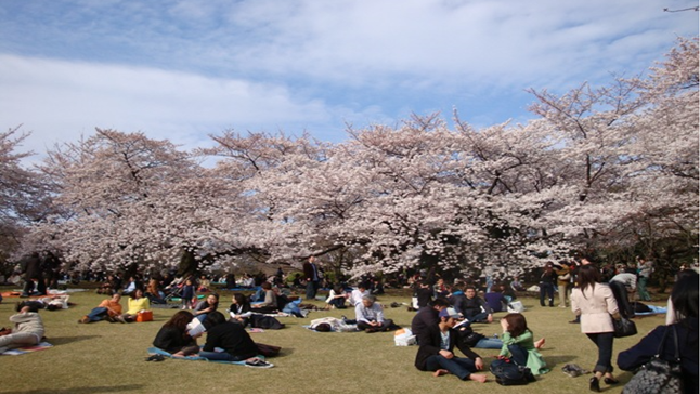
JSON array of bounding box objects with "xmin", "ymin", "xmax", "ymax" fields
[{"xmin": 1, "ymin": 255, "xmax": 697, "ymax": 391}]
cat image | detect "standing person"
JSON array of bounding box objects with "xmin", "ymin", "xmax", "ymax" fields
[
  {"xmin": 0, "ymin": 306, "xmax": 44, "ymax": 353},
  {"xmin": 570, "ymin": 265, "xmax": 620, "ymax": 392},
  {"xmin": 555, "ymin": 262, "xmax": 571, "ymax": 307},
  {"xmin": 303, "ymin": 256, "xmax": 320, "ymax": 300},
  {"xmin": 636, "ymin": 256, "xmax": 653, "ymax": 301},
  {"xmin": 180, "ymin": 279, "xmax": 196, "ymax": 309},
  {"xmin": 539, "ymin": 262, "xmax": 556, "ymax": 307},
  {"xmin": 618, "ymin": 271, "xmax": 698, "ymax": 394},
  {"xmin": 414, "ymin": 307, "xmax": 488, "ymax": 382}
]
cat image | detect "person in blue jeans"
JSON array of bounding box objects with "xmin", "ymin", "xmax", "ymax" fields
[
  {"xmin": 540, "ymin": 262, "xmax": 556, "ymax": 307},
  {"xmin": 414, "ymin": 307, "xmax": 488, "ymax": 382},
  {"xmin": 198, "ymin": 312, "xmax": 271, "ymax": 368}
]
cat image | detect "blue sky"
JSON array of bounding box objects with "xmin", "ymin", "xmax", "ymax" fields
[{"xmin": 1, "ymin": 0, "xmax": 697, "ymax": 159}]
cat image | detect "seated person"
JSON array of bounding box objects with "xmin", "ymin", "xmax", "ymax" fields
[
  {"xmin": 354, "ymin": 294, "xmax": 393, "ymax": 333},
  {"xmin": 78, "ymin": 293, "xmax": 125, "ymax": 324},
  {"xmin": 499, "ymin": 313, "xmax": 548, "ymax": 374},
  {"xmin": 348, "ymin": 282, "xmax": 371, "ymax": 307},
  {"xmin": 461, "ymin": 286, "xmax": 493, "ymax": 323},
  {"xmin": 325, "ymin": 285, "xmax": 348, "ymax": 309},
  {"xmin": 122, "ymin": 289, "xmax": 151, "ymax": 322},
  {"xmin": 197, "ymin": 276, "xmax": 210, "ymax": 292},
  {"xmin": 0, "ymin": 306, "xmax": 44, "ymax": 354},
  {"xmin": 412, "ymin": 299, "xmax": 451, "ymax": 344},
  {"xmin": 122, "ymin": 275, "xmax": 142, "ymax": 295},
  {"xmin": 229, "ymin": 293, "xmax": 252, "ymax": 327},
  {"xmin": 153, "ymin": 311, "xmax": 200, "ymax": 357},
  {"xmin": 510, "ymin": 276, "xmax": 525, "ymax": 292},
  {"xmin": 484, "ymin": 286, "xmax": 507, "ymax": 313},
  {"xmin": 414, "ymin": 280, "xmax": 434, "ymax": 309},
  {"xmin": 198, "ymin": 311, "xmax": 269, "ymax": 366},
  {"xmin": 193, "ymin": 293, "xmax": 219, "ymax": 323},
  {"xmin": 448, "ymin": 282, "xmax": 468, "ymax": 314},
  {"xmin": 145, "ymin": 278, "xmax": 166, "ymax": 304},
  {"xmin": 414, "ymin": 306, "xmax": 488, "ymax": 382},
  {"xmin": 96, "ymin": 275, "xmax": 118, "ymax": 294},
  {"xmin": 250, "ymin": 282, "xmax": 277, "ymax": 313},
  {"xmin": 618, "ymin": 271, "xmax": 698, "ymax": 394}
]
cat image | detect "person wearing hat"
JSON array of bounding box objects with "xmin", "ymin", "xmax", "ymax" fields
[
  {"xmin": 414, "ymin": 307, "xmax": 488, "ymax": 382},
  {"xmin": 354, "ymin": 294, "xmax": 393, "ymax": 333}
]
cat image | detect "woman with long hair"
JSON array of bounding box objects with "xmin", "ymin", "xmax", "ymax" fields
[
  {"xmin": 570, "ymin": 264, "xmax": 620, "ymax": 392},
  {"xmin": 229, "ymin": 293, "xmax": 252, "ymax": 327},
  {"xmin": 618, "ymin": 271, "xmax": 698, "ymax": 393},
  {"xmin": 152, "ymin": 311, "xmax": 199, "ymax": 356},
  {"xmin": 498, "ymin": 313, "xmax": 548, "ymax": 374}
]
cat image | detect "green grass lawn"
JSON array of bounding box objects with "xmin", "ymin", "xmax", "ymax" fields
[{"xmin": 0, "ymin": 288, "xmax": 665, "ymax": 394}]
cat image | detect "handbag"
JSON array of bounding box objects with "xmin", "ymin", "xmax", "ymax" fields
[
  {"xmin": 612, "ymin": 316, "xmax": 637, "ymax": 338},
  {"xmin": 622, "ymin": 326, "xmax": 684, "ymax": 394},
  {"xmin": 490, "ymin": 358, "xmax": 536, "ymax": 386}
]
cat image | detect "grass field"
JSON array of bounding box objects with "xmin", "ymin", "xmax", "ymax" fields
[{"xmin": 0, "ymin": 288, "xmax": 666, "ymax": 394}]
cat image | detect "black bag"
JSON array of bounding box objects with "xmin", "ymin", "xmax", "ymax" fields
[
  {"xmin": 612, "ymin": 316, "xmax": 637, "ymax": 338},
  {"xmin": 250, "ymin": 314, "xmax": 285, "ymax": 330},
  {"xmin": 622, "ymin": 326, "xmax": 684, "ymax": 394},
  {"xmin": 490, "ymin": 358, "xmax": 536, "ymax": 386}
]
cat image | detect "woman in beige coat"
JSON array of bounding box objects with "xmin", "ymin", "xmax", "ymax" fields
[{"xmin": 570, "ymin": 265, "xmax": 620, "ymax": 392}]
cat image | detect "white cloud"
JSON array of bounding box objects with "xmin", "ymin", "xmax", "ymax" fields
[
  {"xmin": 0, "ymin": 54, "xmax": 356, "ymax": 159},
  {"xmin": 0, "ymin": 0, "xmax": 696, "ymax": 162}
]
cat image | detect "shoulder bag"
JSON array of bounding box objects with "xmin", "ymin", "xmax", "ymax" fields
[{"xmin": 622, "ymin": 326, "xmax": 684, "ymax": 394}]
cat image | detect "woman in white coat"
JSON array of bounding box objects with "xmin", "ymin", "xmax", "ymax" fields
[{"xmin": 570, "ymin": 264, "xmax": 620, "ymax": 392}]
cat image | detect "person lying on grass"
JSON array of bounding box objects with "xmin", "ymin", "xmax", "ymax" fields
[
  {"xmin": 153, "ymin": 311, "xmax": 200, "ymax": 357},
  {"xmin": 414, "ymin": 307, "xmax": 488, "ymax": 383},
  {"xmin": 78, "ymin": 292, "xmax": 124, "ymax": 324},
  {"xmin": 0, "ymin": 305, "xmax": 44, "ymax": 354}
]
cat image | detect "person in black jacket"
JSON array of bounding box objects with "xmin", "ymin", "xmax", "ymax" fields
[
  {"xmin": 414, "ymin": 307, "xmax": 488, "ymax": 382},
  {"xmin": 618, "ymin": 271, "xmax": 698, "ymax": 394},
  {"xmin": 412, "ymin": 299, "xmax": 450, "ymax": 344},
  {"xmin": 198, "ymin": 312, "xmax": 260, "ymax": 362},
  {"xmin": 462, "ymin": 287, "xmax": 493, "ymax": 323},
  {"xmin": 153, "ymin": 311, "xmax": 199, "ymax": 356}
]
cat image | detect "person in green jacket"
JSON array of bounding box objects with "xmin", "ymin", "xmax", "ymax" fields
[{"xmin": 498, "ymin": 313, "xmax": 549, "ymax": 375}]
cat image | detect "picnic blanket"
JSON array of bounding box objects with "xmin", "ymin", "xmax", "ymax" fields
[
  {"xmin": 1, "ymin": 341, "xmax": 53, "ymax": 356},
  {"xmin": 146, "ymin": 347, "xmax": 265, "ymax": 365},
  {"xmin": 635, "ymin": 305, "xmax": 666, "ymax": 316},
  {"xmin": 303, "ymin": 325, "xmax": 359, "ymax": 332}
]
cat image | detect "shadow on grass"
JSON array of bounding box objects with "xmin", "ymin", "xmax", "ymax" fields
[
  {"xmin": 542, "ymin": 354, "xmax": 577, "ymax": 369},
  {"xmin": 3, "ymin": 384, "xmax": 143, "ymax": 394},
  {"xmin": 277, "ymin": 347, "xmax": 295, "ymax": 357},
  {"xmin": 47, "ymin": 334, "xmax": 103, "ymax": 345}
]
